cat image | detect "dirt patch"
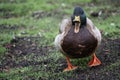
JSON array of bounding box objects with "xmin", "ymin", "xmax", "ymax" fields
[
  {"xmin": 90, "ymin": 8, "xmax": 120, "ymax": 19},
  {"xmin": 0, "ymin": 37, "xmax": 54, "ymax": 70},
  {"xmin": 0, "ymin": 0, "xmax": 27, "ymax": 3},
  {"xmin": 0, "ymin": 37, "xmax": 120, "ymax": 80},
  {"xmin": 0, "ymin": 24, "xmax": 19, "ymax": 33},
  {"xmin": 32, "ymin": 9, "xmax": 65, "ymax": 19}
]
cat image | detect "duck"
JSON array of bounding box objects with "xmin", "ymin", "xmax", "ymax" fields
[{"xmin": 54, "ymin": 6, "xmax": 101, "ymax": 72}]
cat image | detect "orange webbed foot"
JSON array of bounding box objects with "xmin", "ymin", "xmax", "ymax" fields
[
  {"xmin": 88, "ymin": 53, "xmax": 101, "ymax": 67},
  {"xmin": 63, "ymin": 57, "xmax": 78, "ymax": 72},
  {"xmin": 63, "ymin": 65, "xmax": 78, "ymax": 72}
]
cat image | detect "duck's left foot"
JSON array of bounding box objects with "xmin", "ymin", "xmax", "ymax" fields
[
  {"xmin": 88, "ymin": 53, "xmax": 101, "ymax": 67},
  {"xmin": 63, "ymin": 57, "xmax": 78, "ymax": 72},
  {"xmin": 63, "ymin": 65, "xmax": 78, "ymax": 72}
]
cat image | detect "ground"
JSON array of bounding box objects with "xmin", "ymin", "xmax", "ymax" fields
[
  {"xmin": 0, "ymin": 36, "xmax": 120, "ymax": 80},
  {"xmin": 0, "ymin": 0, "xmax": 120, "ymax": 80}
]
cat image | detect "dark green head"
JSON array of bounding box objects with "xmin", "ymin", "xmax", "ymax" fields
[{"xmin": 71, "ymin": 7, "xmax": 86, "ymax": 26}]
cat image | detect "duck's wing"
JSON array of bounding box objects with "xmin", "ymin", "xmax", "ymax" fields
[
  {"xmin": 86, "ymin": 18, "xmax": 102, "ymax": 45},
  {"xmin": 54, "ymin": 19, "xmax": 72, "ymax": 52},
  {"xmin": 59, "ymin": 19, "xmax": 72, "ymax": 34}
]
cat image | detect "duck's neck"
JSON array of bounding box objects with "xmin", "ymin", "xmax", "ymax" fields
[{"xmin": 80, "ymin": 14, "xmax": 86, "ymax": 26}]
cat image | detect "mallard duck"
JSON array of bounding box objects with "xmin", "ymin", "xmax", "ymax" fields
[{"xmin": 54, "ymin": 7, "xmax": 101, "ymax": 71}]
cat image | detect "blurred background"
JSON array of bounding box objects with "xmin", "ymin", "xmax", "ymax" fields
[{"xmin": 0, "ymin": 0, "xmax": 120, "ymax": 80}]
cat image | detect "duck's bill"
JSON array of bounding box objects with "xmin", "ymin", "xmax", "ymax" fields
[{"xmin": 73, "ymin": 16, "xmax": 80, "ymax": 22}]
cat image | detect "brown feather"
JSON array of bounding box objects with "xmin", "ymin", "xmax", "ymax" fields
[{"xmin": 61, "ymin": 26, "xmax": 98, "ymax": 58}]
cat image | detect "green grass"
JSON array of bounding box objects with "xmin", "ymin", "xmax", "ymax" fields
[
  {"xmin": 0, "ymin": 0, "xmax": 120, "ymax": 79},
  {"xmin": 92, "ymin": 15, "xmax": 120, "ymax": 38}
]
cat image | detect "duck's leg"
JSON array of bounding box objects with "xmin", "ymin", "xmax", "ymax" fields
[
  {"xmin": 88, "ymin": 53, "xmax": 101, "ymax": 67},
  {"xmin": 64, "ymin": 57, "xmax": 78, "ymax": 72}
]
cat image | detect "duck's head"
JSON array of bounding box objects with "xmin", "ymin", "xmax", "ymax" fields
[{"xmin": 71, "ymin": 7, "xmax": 86, "ymax": 33}]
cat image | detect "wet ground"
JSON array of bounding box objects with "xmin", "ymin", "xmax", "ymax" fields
[{"xmin": 0, "ymin": 36, "xmax": 120, "ymax": 80}]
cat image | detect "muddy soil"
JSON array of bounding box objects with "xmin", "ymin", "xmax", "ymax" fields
[
  {"xmin": 0, "ymin": 37, "xmax": 53, "ymax": 69},
  {"xmin": 0, "ymin": 36, "xmax": 120, "ymax": 80}
]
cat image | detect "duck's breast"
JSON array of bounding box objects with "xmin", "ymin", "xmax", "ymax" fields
[{"xmin": 61, "ymin": 26, "xmax": 98, "ymax": 58}]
